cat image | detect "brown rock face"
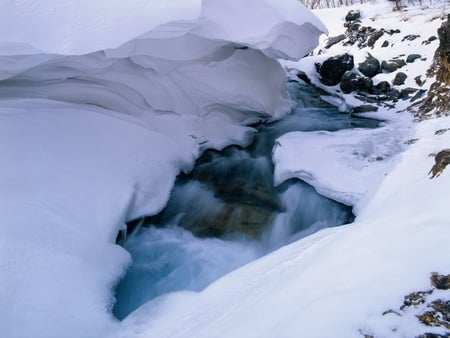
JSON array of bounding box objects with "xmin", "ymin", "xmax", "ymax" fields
[
  {"xmin": 431, "ymin": 273, "xmax": 450, "ymax": 290},
  {"xmin": 428, "ymin": 149, "xmax": 450, "ymax": 179},
  {"xmin": 412, "ymin": 15, "xmax": 450, "ymax": 118}
]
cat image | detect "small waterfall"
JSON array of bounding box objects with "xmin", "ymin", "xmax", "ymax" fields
[{"xmin": 112, "ymin": 82, "xmax": 378, "ymax": 320}]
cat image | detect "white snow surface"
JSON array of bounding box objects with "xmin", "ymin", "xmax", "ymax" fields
[
  {"xmin": 2, "ymin": 0, "xmax": 450, "ymax": 338},
  {"xmin": 273, "ymin": 112, "xmax": 413, "ymax": 210},
  {"xmin": 0, "ymin": 1, "xmax": 326, "ymax": 337}
]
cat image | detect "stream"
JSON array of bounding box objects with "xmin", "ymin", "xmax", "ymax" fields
[{"xmin": 112, "ymin": 81, "xmax": 380, "ymax": 320}]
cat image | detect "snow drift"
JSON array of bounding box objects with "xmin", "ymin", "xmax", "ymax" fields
[{"xmin": 0, "ymin": 0, "xmax": 325, "ymax": 337}]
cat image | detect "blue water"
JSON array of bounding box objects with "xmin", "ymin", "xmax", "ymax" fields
[{"xmin": 112, "ymin": 82, "xmax": 379, "ymax": 320}]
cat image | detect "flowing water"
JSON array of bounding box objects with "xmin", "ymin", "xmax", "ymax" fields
[{"xmin": 112, "ymin": 82, "xmax": 380, "ymax": 320}]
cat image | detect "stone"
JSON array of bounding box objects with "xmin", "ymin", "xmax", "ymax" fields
[
  {"xmin": 325, "ymin": 34, "xmax": 346, "ymax": 49},
  {"xmin": 431, "ymin": 273, "xmax": 450, "ymax": 289},
  {"xmin": 415, "ymin": 75, "xmax": 425, "ymax": 86},
  {"xmin": 393, "ymin": 72, "xmax": 408, "ymax": 86},
  {"xmin": 407, "ymin": 54, "xmax": 422, "ymax": 63},
  {"xmin": 401, "ymin": 290, "xmax": 433, "ymax": 310},
  {"xmin": 399, "ymin": 87, "xmax": 418, "ymax": 100},
  {"xmin": 402, "ymin": 34, "xmax": 420, "ymax": 42},
  {"xmin": 375, "ymin": 81, "xmax": 391, "ymax": 94},
  {"xmin": 358, "ymin": 53, "xmax": 381, "ymax": 77},
  {"xmin": 368, "ymin": 30, "xmax": 384, "ymax": 48},
  {"xmin": 417, "ymin": 299, "xmax": 450, "ymax": 330},
  {"xmin": 340, "ymin": 71, "xmax": 373, "ymax": 94},
  {"xmin": 318, "ymin": 53, "xmax": 354, "ymax": 86},
  {"xmin": 416, "ymin": 333, "xmax": 450, "ymax": 338},
  {"xmin": 296, "ymin": 71, "xmax": 311, "ymax": 84},
  {"xmin": 344, "ymin": 21, "xmax": 361, "ymax": 33},
  {"xmin": 345, "ymin": 10, "xmax": 361, "ymax": 22},
  {"xmin": 381, "ymin": 40, "xmax": 389, "ymax": 48},
  {"xmin": 429, "ymin": 150, "xmax": 450, "ymax": 179},
  {"xmin": 410, "ymin": 89, "xmax": 427, "ymax": 102},
  {"xmin": 381, "ymin": 59, "xmax": 406, "ymax": 72},
  {"xmin": 353, "ymin": 105, "xmax": 379, "ymax": 113}
]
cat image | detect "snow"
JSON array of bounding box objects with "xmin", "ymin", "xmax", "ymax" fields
[
  {"xmin": 272, "ymin": 112, "xmax": 413, "ymax": 210},
  {"xmin": 0, "ymin": 1, "xmax": 326, "ymax": 337},
  {"xmin": 1, "ymin": 0, "xmax": 450, "ymax": 337},
  {"xmin": 118, "ymin": 1, "xmax": 450, "ymax": 338}
]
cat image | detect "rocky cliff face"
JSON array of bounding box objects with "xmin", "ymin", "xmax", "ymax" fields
[{"xmin": 413, "ymin": 14, "xmax": 450, "ymax": 118}]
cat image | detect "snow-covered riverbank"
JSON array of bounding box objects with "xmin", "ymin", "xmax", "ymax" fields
[{"xmin": 118, "ymin": 2, "xmax": 450, "ymax": 337}]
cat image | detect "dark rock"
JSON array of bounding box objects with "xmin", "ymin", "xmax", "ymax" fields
[
  {"xmin": 393, "ymin": 72, "xmax": 408, "ymax": 86},
  {"xmin": 325, "ymin": 34, "xmax": 346, "ymax": 49},
  {"xmin": 314, "ymin": 62, "xmax": 321, "ymax": 73},
  {"xmin": 428, "ymin": 150, "xmax": 450, "ymax": 179},
  {"xmin": 386, "ymin": 29, "xmax": 401, "ymax": 35},
  {"xmin": 353, "ymin": 105, "xmax": 379, "ymax": 113},
  {"xmin": 381, "ymin": 59, "xmax": 406, "ymax": 72},
  {"xmin": 296, "ymin": 71, "xmax": 311, "ymax": 84},
  {"xmin": 404, "ymin": 138, "xmax": 419, "ymax": 145},
  {"xmin": 423, "ymin": 35, "xmax": 438, "ymax": 45},
  {"xmin": 399, "ymin": 87, "xmax": 418, "ymax": 100},
  {"xmin": 401, "ymin": 290, "xmax": 433, "ymax": 310},
  {"xmin": 381, "ymin": 40, "xmax": 389, "ymax": 48},
  {"xmin": 417, "ymin": 299, "xmax": 450, "ymax": 329},
  {"xmin": 435, "ymin": 129, "xmax": 450, "ymax": 136},
  {"xmin": 375, "ymin": 81, "xmax": 391, "ymax": 94},
  {"xmin": 345, "ymin": 10, "xmax": 361, "ymax": 22},
  {"xmin": 318, "ymin": 53, "xmax": 354, "ymax": 86},
  {"xmin": 402, "ymin": 34, "xmax": 421, "ymax": 42},
  {"xmin": 368, "ymin": 30, "xmax": 384, "ymax": 48},
  {"xmin": 358, "ymin": 53, "xmax": 381, "ymax": 77},
  {"xmin": 416, "ymin": 333, "xmax": 450, "ymax": 338},
  {"xmin": 390, "ymin": 88, "xmax": 401, "ymax": 100},
  {"xmin": 410, "ymin": 89, "xmax": 427, "ymax": 102},
  {"xmin": 407, "ymin": 54, "xmax": 422, "ymax": 63},
  {"xmin": 344, "ymin": 21, "xmax": 361, "ymax": 32},
  {"xmin": 340, "ymin": 71, "xmax": 373, "ymax": 94},
  {"xmin": 431, "ymin": 273, "xmax": 450, "ymax": 289},
  {"xmin": 415, "ymin": 75, "xmax": 425, "ymax": 86}
]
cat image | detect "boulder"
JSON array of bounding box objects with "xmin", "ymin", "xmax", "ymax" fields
[
  {"xmin": 340, "ymin": 71, "xmax": 373, "ymax": 94},
  {"xmin": 318, "ymin": 53, "xmax": 354, "ymax": 86},
  {"xmin": 431, "ymin": 273, "xmax": 450, "ymax": 289},
  {"xmin": 375, "ymin": 81, "xmax": 391, "ymax": 94},
  {"xmin": 358, "ymin": 53, "xmax": 381, "ymax": 77},
  {"xmin": 393, "ymin": 72, "xmax": 407, "ymax": 85},
  {"xmin": 402, "ymin": 34, "xmax": 420, "ymax": 42},
  {"xmin": 406, "ymin": 54, "xmax": 421, "ymax": 63},
  {"xmin": 353, "ymin": 105, "xmax": 378, "ymax": 113},
  {"xmin": 367, "ymin": 30, "xmax": 384, "ymax": 48},
  {"xmin": 324, "ymin": 34, "xmax": 346, "ymax": 49},
  {"xmin": 381, "ymin": 58, "xmax": 406, "ymax": 72},
  {"xmin": 345, "ymin": 10, "xmax": 361, "ymax": 22}
]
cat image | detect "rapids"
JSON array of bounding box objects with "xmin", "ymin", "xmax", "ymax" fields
[{"xmin": 112, "ymin": 82, "xmax": 379, "ymax": 320}]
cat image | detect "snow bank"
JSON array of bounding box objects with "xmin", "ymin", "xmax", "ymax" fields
[
  {"xmin": 273, "ymin": 111, "xmax": 413, "ymax": 210},
  {"xmin": 0, "ymin": 0, "xmax": 325, "ymax": 337}
]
